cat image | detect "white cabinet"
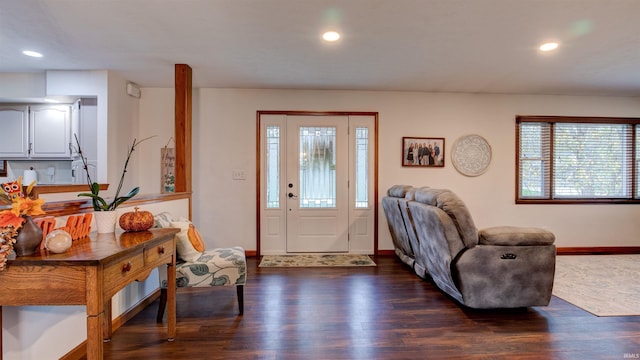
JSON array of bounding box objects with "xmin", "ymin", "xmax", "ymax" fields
[
  {"xmin": 0, "ymin": 105, "xmax": 29, "ymax": 157},
  {"xmin": 29, "ymin": 105, "xmax": 73, "ymax": 158},
  {"xmin": 0, "ymin": 104, "xmax": 73, "ymax": 159}
]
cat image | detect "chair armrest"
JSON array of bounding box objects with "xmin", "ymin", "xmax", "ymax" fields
[{"xmin": 478, "ymin": 226, "xmax": 555, "ymax": 246}]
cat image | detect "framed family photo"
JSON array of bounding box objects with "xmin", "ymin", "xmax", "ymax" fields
[{"xmin": 402, "ymin": 137, "xmax": 445, "ymax": 167}]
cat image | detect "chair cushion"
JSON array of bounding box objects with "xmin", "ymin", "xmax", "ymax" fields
[
  {"xmin": 171, "ymin": 221, "xmax": 206, "ymax": 262},
  {"xmin": 169, "ymin": 246, "xmax": 247, "ymax": 288},
  {"xmin": 154, "ymin": 212, "xmax": 178, "ymax": 228}
]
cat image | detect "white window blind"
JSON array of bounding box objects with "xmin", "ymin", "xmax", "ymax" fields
[
  {"xmin": 517, "ymin": 116, "xmax": 640, "ymax": 203},
  {"xmin": 553, "ymin": 123, "xmax": 633, "ymax": 199},
  {"xmin": 519, "ymin": 122, "xmax": 550, "ymax": 198}
]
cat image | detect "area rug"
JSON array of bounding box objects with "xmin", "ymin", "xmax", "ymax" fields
[
  {"xmin": 259, "ymin": 254, "xmax": 376, "ymax": 267},
  {"xmin": 552, "ymin": 255, "xmax": 640, "ymax": 316}
]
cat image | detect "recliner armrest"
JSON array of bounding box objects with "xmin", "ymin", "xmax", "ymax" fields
[{"xmin": 478, "ymin": 226, "xmax": 555, "ymax": 246}]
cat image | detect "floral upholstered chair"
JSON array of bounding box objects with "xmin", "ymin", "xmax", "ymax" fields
[{"xmin": 154, "ymin": 212, "xmax": 247, "ymax": 321}]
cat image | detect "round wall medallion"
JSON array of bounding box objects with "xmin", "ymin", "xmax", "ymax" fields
[{"xmin": 451, "ymin": 134, "xmax": 492, "ymax": 177}]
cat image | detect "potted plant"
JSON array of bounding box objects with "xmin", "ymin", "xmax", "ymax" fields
[{"xmin": 75, "ymin": 135, "xmax": 153, "ymax": 232}]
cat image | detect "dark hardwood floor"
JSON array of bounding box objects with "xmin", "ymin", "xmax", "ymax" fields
[{"xmin": 102, "ymin": 256, "xmax": 640, "ymax": 359}]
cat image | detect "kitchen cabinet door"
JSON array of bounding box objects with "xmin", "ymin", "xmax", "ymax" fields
[
  {"xmin": 29, "ymin": 104, "xmax": 72, "ymax": 158},
  {"xmin": 0, "ymin": 105, "xmax": 30, "ymax": 158}
]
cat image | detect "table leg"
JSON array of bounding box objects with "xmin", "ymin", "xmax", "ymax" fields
[
  {"xmin": 86, "ymin": 312, "xmax": 104, "ymax": 359},
  {"xmin": 86, "ymin": 266, "xmax": 104, "ymax": 359},
  {"xmin": 167, "ymin": 260, "xmax": 176, "ymax": 341},
  {"xmin": 103, "ymin": 299, "xmax": 112, "ymax": 342}
]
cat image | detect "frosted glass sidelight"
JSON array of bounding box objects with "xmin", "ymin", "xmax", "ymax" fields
[
  {"xmin": 355, "ymin": 127, "xmax": 369, "ymax": 208},
  {"xmin": 266, "ymin": 126, "xmax": 280, "ymax": 208}
]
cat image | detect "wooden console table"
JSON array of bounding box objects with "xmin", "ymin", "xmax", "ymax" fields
[{"xmin": 0, "ymin": 228, "xmax": 179, "ymax": 359}]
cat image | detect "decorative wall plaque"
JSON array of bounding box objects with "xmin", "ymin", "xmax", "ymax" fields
[{"xmin": 451, "ymin": 134, "xmax": 492, "ymax": 176}]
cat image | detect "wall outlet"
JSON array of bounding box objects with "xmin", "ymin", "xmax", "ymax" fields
[{"xmin": 232, "ymin": 169, "xmax": 246, "ymax": 180}]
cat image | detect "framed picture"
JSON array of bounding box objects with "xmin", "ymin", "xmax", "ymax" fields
[
  {"xmin": 0, "ymin": 160, "xmax": 6, "ymax": 177},
  {"xmin": 161, "ymin": 147, "xmax": 175, "ymax": 193},
  {"xmin": 402, "ymin": 137, "xmax": 445, "ymax": 167}
]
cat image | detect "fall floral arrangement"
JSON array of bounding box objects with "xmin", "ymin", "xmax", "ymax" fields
[{"xmin": 0, "ymin": 177, "xmax": 45, "ymax": 271}]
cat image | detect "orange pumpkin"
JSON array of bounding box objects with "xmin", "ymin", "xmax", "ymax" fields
[{"xmin": 119, "ymin": 207, "xmax": 154, "ymax": 232}]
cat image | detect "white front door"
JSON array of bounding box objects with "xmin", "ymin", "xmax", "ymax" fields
[
  {"xmin": 286, "ymin": 116, "xmax": 349, "ymax": 252},
  {"xmin": 259, "ymin": 112, "xmax": 376, "ymax": 255}
]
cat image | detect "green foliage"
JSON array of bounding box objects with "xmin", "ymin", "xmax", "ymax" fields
[{"xmin": 75, "ymin": 135, "xmax": 153, "ymax": 211}]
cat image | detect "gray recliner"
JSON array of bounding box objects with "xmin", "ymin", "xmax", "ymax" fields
[
  {"xmin": 382, "ymin": 185, "xmax": 416, "ymax": 269},
  {"xmin": 382, "ymin": 185, "xmax": 432, "ymax": 279},
  {"xmin": 406, "ymin": 187, "xmax": 556, "ymax": 308}
]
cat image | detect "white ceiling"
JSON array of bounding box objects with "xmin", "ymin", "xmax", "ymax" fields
[{"xmin": 2, "ymin": 0, "xmax": 640, "ymax": 96}]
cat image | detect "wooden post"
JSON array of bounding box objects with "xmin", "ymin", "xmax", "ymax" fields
[
  {"xmin": 174, "ymin": 64, "xmax": 193, "ymax": 219},
  {"xmin": 174, "ymin": 64, "xmax": 192, "ymax": 195}
]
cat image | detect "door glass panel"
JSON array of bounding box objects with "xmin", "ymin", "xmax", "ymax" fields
[
  {"xmin": 299, "ymin": 126, "xmax": 336, "ymax": 208},
  {"xmin": 355, "ymin": 127, "xmax": 369, "ymax": 208},
  {"xmin": 266, "ymin": 125, "xmax": 280, "ymax": 208}
]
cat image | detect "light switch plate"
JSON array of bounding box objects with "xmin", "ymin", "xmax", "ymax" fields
[{"xmin": 232, "ymin": 169, "xmax": 246, "ymax": 180}]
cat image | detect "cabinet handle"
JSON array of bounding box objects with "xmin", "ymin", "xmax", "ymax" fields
[
  {"xmin": 158, "ymin": 246, "xmax": 165, "ymax": 255},
  {"xmin": 28, "ymin": 142, "xmax": 33, "ymax": 155},
  {"xmin": 122, "ymin": 262, "xmax": 132, "ymax": 273}
]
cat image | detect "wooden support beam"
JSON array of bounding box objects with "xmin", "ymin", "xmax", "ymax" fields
[
  {"xmin": 174, "ymin": 64, "xmax": 192, "ymax": 194},
  {"xmin": 175, "ymin": 64, "xmax": 193, "ymax": 219}
]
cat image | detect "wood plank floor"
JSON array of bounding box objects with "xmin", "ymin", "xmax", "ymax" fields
[{"xmin": 102, "ymin": 256, "xmax": 640, "ymax": 359}]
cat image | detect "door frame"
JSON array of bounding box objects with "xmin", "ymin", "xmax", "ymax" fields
[{"xmin": 256, "ymin": 110, "xmax": 379, "ymax": 257}]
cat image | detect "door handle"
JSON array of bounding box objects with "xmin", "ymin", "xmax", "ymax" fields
[{"xmin": 288, "ymin": 192, "xmax": 297, "ymax": 198}]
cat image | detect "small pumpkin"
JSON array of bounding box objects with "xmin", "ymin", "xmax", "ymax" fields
[{"xmin": 119, "ymin": 207, "xmax": 154, "ymax": 232}]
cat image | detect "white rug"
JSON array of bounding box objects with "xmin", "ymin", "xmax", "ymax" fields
[
  {"xmin": 552, "ymin": 255, "xmax": 640, "ymax": 316},
  {"xmin": 259, "ymin": 254, "xmax": 376, "ymax": 267}
]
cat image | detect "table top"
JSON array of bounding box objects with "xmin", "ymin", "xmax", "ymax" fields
[{"xmin": 7, "ymin": 228, "xmax": 179, "ymax": 267}]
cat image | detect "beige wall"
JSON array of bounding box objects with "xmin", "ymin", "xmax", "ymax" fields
[{"xmin": 137, "ymin": 88, "xmax": 640, "ymax": 251}]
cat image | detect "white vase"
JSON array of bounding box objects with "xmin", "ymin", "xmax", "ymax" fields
[{"xmin": 94, "ymin": 211, "xmax": 118, "ymax": 234}]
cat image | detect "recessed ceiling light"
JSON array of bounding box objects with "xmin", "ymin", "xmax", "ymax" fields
[
  {"xmin": 539, "ymin": 42, "xmax": 559, "ymax": 52},
  {"xmin": 322, "ymin": 31, "xmax": 341, "ymax": 42},
  {"xmin": 23, "ymin": 50, "xmax": 43, "ymax": 58}
]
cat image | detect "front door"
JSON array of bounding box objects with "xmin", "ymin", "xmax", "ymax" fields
[
  {"xmin": 286, "ymin": 116, "xmax": 349, "ymax": 252},
  {"xmin": 259, "ymin": 111, "xmax": 377, "ymax": 255}
]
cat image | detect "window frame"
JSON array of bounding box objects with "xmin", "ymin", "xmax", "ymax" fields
[{"xmin": 516, "ymin": 115, "xmax": 640, "ymax": 204}]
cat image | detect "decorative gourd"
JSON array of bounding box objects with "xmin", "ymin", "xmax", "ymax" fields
[{"xmin": 119, "ymin": 207, "xmax": 154, "ymax": 232}]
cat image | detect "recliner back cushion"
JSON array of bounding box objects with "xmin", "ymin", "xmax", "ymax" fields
[
  {"xmin": 435, "ymin": 191, "xmax": 478, "ymax": 248},
  {"xmin": 387, "ymin": 185, "xmax": 413, "ymax": 198},
  {"xmin": 404, "ymin": 187, "xmax": 417, "ymax": 200},
  {"xmin": 413, "ymin": 187, "xmax": 446, "ymax": 205}
]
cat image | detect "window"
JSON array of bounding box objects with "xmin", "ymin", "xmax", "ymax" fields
[
  {"xmin": 298, "ymin": 126, "xmax": 336, "ymax": 208},
  {"xmin": 266, "ymin": 125, "xmax": 280, "ymax": 208},
  {"xmin": 516, "ymin": 115, "xmax": 640, "ymax": 204},
  {"xmin": 354, "ymin": 127, "xmax": 369, "ymax": 208}
]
